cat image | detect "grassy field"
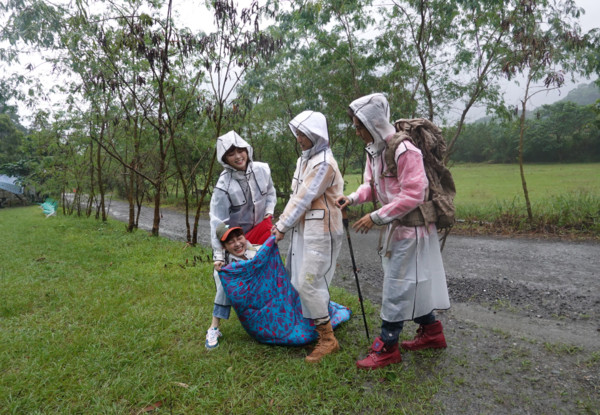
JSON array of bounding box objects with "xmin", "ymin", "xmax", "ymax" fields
[
  {"xmin": 343, "ymin": 163, "xmax": 600, "ymax": 205},
  {"xmin": 343, "ymin": 163, "xmax": 600, "ymax": 235},
  {"xmin": 0, "ymin": 207, "xmax": 445, "ymax": 414},
  {"xmin": 448, "ymin": 163, "xmax": 600, "ymax": 206}
]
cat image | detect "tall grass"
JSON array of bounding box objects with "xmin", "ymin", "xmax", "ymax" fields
[
  {"xmin": 343, "ymin": 163, "xmax": 600, "ymax": 237},
  {"xmin": 0, "ymin": 207, "xmax": 445, "ymax": 414}
]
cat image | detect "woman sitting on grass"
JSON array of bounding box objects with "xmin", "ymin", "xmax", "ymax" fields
[{"xmin": 212, "ymin": 222, "xmax": 350, "ymax": 348}]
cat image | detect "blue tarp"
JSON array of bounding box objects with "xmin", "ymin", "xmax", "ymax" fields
[
  {"xmin": 219, "ymin": 236, "xmax": 351, "ymax": 345},
  {"xmin": 0, "ymin": 175, "xmax": 22, "ymax": 195}
]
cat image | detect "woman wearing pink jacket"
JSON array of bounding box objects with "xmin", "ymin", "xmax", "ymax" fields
[{"xmin": 337, "ymin": 93, "xmax": 450, "ymax": 370}]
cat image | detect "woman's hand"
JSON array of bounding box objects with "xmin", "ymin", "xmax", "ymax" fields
[
  {"xmin": 352, "ymin": 213, "xmax": 374, "ymax": 234},
  {"xmin": 213, "ymin": 261, "xmax": 224, "ymax": 272},
  {"xmin": 271, "ymin": 226, "xmax": 285, "ymax": 242},
  {"xmin": 336, "ymin": 196, "xmax": 351, "ymax": 210}
]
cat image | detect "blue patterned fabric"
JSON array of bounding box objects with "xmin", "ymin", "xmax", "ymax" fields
[{"xmin": 218, "ymin": 236, "xmax": 351, "ymax": 345}]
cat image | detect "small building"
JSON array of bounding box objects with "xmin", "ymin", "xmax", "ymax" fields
[{"xmin": 0, "ymin": 175, "xmax": 27, "ymax": 208}]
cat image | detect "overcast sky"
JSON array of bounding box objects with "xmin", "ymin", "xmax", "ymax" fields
[
  {"xmin": 5, "ymin": 0, "xmax": 600, "ymax": 125},
  {"xmin": 177, "ymin": 0, "xmax": 600, "ymax": 34},
  {"xmin": 174, "ymin": 0, "xmax": 600, "ymax": 122},
  {"xmin": 494, "ymin": 0, "xmax": 600, "ymax": 118},
  {"xmin": 573, "ymin": 0, "xmax": 599, "ymax": 32}
]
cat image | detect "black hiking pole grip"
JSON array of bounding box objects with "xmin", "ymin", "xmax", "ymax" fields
[{"xmin": 341, "ymin": 207, "xmax": 370, "ymax": 341}]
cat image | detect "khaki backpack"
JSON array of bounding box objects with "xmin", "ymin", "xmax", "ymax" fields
[{"xmin": 380, "ymin": 118, "xmax": 456, "ymax": 248}]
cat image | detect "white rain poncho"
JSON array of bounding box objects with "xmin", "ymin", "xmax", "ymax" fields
[
  {"xmin": 348, "ymin": 93, "xmax": 450, "ymax": 322},
  {"xmin": 210, "ymin": 131, "xmax": 277, "ymax": 263},
  {"xmin": 274, "ymin": 111, "xmax": 344, "ymax": 320}
]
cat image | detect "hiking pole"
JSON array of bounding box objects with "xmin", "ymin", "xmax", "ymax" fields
[{"xmin": 341, "ymin": 206, "xmax": 370, "ymax": 341}]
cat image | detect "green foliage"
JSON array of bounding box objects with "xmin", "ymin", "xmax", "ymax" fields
[
  {"xmin": 456, "ymin": 191, "xmax": 600, "ymax": 235},
  {"xmin": 0, "ymin": 207, "xmax": 446, "ymax": 414},
  {"xmin": 237, "ymin": 0, "xmax": 387, "ymax": 193},
  {"xmin": 0, "ymin": 113, "xmax": 25, "ymax": 166},
  {"xmin": 452, "ymin": 102, "xmax": 600, "ymax": 163}
]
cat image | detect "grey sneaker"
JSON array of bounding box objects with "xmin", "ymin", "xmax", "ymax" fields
[{"xmin": 205, "ymin": 327, "xmax": 222, "ymax": 349}]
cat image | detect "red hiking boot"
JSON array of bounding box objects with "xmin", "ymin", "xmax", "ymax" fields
[
  {"xmin": 356, "ymin": 337, "xmax": 402, "ymax": 370},
  {"xmin": 400, "ymin": 320, "xmax": 447, "ymax": 351}
]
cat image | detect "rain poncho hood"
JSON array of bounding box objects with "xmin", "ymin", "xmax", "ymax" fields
[
  {"xmin": 216, "ymin": 130, "xmax": 254, "ymax": 170},
  {"xmin": 349, "ymin": 93, "xmax": 396, "ymax": 157},
  {"xmin": 289, "ymin": 110, "xmax": 330, "ymax": 159}
]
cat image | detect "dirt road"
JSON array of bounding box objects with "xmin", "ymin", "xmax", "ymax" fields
[{"xmin": 106, "ymin": 199, "xmax": 600, "ymax": 414}]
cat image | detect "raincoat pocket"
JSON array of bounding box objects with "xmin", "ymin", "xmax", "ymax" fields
[
  {"xmin": 305, "ymin": 209, "xmax": 325, "ymax": 221},
  {"xmin": 227, "ymin": 182, "xmax": 247, "ymax": 207}
]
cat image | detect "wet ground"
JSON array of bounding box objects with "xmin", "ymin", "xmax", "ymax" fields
[{"xmin": 106, "ymin": 199, "xmax": 600, "ymax": 414}]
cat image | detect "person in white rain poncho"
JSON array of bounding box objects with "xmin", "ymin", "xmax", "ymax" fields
[
  {"xmin": 272, "ymin": 111, "xmax": 345, "ymax": 363},
  {"xmin": 206, "ymin": 130, "xmax": 277, "ymax": 350},
  {"xmin": 337, "ymin": 93, "xmax": 450, "ymax": 370}
]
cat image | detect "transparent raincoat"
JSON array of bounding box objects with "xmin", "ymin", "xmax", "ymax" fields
[
  {"xmin": 275, "ymin": 111, "xmax": 344, "ymax": 320},
  {"xmin": 209, "ymin": 131, "xmax": 277, "ymax": 264},
  {"xmin": 348, "ymin": 94, "xmax": 450, "ymax": 322}
]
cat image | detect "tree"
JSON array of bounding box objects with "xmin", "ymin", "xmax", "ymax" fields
[
  {"xmin": 379, "ymin": 0, "xmax": 526, "ymax": 164},
  {"xmin": 500, "ymin": 0, "xmax": 587, "ymax": 222},
  {"xmin": 190, "ymin": 0, "xmax": 280, "ymax": 245},
  {"xmin": 0, "ymin": 0, "xmax": 68, "ymax": 118},
  {"xmin": 60, "ymin": 0, "xmax": 211, "ymax": 235},
  {"xmin": 526, "ymin": 102, "xmax": 599, "ymax": 161},
  {"xmin": 0, "ymin": 113, "xmax": 25, "ymax": 166},
  {"xmin": 240, "ymin": 0, "xmax": 380, "ymax": 196}
]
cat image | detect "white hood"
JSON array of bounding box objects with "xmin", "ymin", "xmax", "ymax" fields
[
  {"xmin": 216, "ymin": 131, "xmax": 254, "ymax": 170},
  {"xmin": 288, "ymin": 111, "xmax": 330, "ymax": 159},
  {"xmin": 349, "ymin": 93, "xmax": 396, "ymax": 156}
]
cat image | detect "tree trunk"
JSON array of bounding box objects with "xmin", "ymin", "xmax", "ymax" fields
[
  {"xmin": 171, "ymin": 135, "xmax": 192, "ymax": 243},
  {"xmin": 152, "ymin": 184, "xmax": 161, "ymax": 237},
  {"xmin": 192, "ymin": 148, "xmax": 217, "ymax": 245},
  {"xmin": 126, "ymin": 165, "xmax": 135, "ymax": 232},
  {"xmin": 518, "ymin": 76, "xmax": 534, "ymax": 222},
  {"xmin": 61, "ymin": 186, "xmax": 66, "ymax": 215},
  {"xmin": 87, "ymin": 139, "xmax": 95, "ymax": 217},
  {"xmin": 96, "ymin": 125, "xmax": 107, "ymax": 222}
]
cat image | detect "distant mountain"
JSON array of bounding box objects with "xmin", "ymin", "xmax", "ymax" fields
[
  {"xmin": 469, "ymin": 81, "xmax": 599, "ymax": 124},
  {"xmin": 555, "ymin": 81, "xmax": 600, "ymax": 106}
]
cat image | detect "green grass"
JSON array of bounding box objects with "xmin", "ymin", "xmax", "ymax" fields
[
  {"xmin": 449, "ymin": 163, "xmax": 600, "ymax": 205},
  {"xmin": 342, "ymin": 163, "xmax": 600, "ymax": 236},
  {"xmin": 0, "ymin": 207, "xmax": 445, "ymax": 414},
  {"xmin": 543, "ymin": 343, "xmax": 584, "ymax": 356},
  {"xmin": 343, "ymin": 163, "xmax": 600, "ymax": 205}
]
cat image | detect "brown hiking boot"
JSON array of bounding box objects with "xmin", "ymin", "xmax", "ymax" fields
[
  {"xmin": 400, "ymin": 320, "xmax": 447, "ymax": 351},
  {"xmin": 305, "ymin": 321, "xmax": 340, "ymax": 363}
]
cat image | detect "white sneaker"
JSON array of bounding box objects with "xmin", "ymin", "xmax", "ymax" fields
[{"xmin": 205, "ymin": 327, "xmax": 222, "ymax": 349}]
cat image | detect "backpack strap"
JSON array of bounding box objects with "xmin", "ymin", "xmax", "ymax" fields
[
  {"xmin": 383, "ymin": 131, "xmax": 413, "ymax": 177},
  {"xmin": 370, "ymin": 131, "xmax": 411, "ymax": 209},
  {"xmin": 369, "ymin": 177, "xmax": 378, "ymax": 210}
]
